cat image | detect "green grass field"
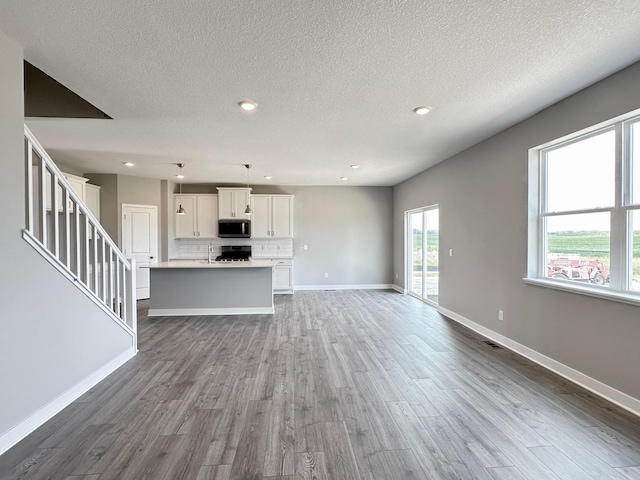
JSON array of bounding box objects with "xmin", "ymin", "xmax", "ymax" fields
[
  {"xmin": 547, "ymin": 231, "xmax": 612, "ymax": 258},
  {"xmin": 548, "ymin": 231, "xmax": 640, "ymax": 276},
  {"xmin": 413, "ymin": 230, "xmax": 640, "ymax": 277}
]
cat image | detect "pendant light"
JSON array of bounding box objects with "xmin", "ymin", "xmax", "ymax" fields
[
  {"xmin": 176, "ymin": 163, "xmax": 186, "ymax": 215},
  {"xmin": 243, "ymin": 164, "xmax": 253, "ymax": 216}
]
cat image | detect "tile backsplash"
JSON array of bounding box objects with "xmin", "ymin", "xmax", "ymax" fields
[{"xmin": 172, "ymin": 238, "xmax": 293, "ymax": 259}]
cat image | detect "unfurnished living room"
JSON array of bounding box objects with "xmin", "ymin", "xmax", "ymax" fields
[{"xmin": 1, "ymin": 2, "xmax": 640, "ymax": 479}]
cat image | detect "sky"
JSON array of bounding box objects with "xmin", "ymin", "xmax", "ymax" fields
[{"xmin": 546, "ymin": 126, "xmax": 639, "ymax": 232}]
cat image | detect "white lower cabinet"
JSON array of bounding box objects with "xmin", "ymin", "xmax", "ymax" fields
[{"xmin": 270, "ymin": 258, "xmax": 293, "ymax": 293}]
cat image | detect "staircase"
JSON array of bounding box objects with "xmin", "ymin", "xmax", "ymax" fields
[{"xmin": 21, "ymin": 125, "xmax": 137, "ymax": 339}]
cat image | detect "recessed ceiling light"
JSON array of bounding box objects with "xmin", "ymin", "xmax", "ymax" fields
[
  {"xmin": 413, "ymin": 106, "xmax": 432, "ymax": 115},
  {"xmin": 123, "ymin": 162, "xmax": 135, "ymax": 167},
  {"xmin": 238, "ymin": 100, "xmax": 258, "ymax": 111},
  {"xmin": 264, "ymin": 175, "xmax": 273, "ymax": 180},
  {"xmin": 341, "ymin": 177, "xmax": 348, "ymax": 181},
  {"xmin": 350, "ymin": 164, "xmax": 360, "ymax": 169}
]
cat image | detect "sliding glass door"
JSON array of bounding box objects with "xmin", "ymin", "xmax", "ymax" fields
[
  {"xmin": 407, "ymin": 206, "xmax": 439, "ymax": 305},
  {"xmin": 409, "ymin": 211, "xmax": 424, "ymax": 296}
]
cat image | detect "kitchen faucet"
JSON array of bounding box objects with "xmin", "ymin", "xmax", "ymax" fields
[{"xmin": 207, "ymin": 243, "xmax": 214, "ymax": 264}]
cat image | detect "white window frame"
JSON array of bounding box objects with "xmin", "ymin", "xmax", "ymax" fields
[{"xmin": 525, "ymin": 109, "xmax": 640, "ymax": 307}]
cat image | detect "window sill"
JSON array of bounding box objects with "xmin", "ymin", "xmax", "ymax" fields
[{"xmin": 523, "ymin": 278, "xmax": 640, "ymax": 307}]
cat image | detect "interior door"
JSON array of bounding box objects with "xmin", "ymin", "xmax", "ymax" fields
[{"xmin": 122, "ymin": 204, "xmax": 158, "ymax": 300}]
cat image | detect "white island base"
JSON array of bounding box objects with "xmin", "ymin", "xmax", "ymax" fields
[{"xmin": 148, "ymin": 261, "xmax": 276, "ymax": 316}]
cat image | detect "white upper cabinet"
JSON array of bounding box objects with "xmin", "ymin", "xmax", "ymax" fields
[
  {"xmin": 84, "ymin": 183, "xmax": 101, "ymax": 221},
  {"xmin": 174, "ymin": 194, "xmax": 218, "ymax": 238},
  {"xmin": 43, "ymin": 171, "xmax": 99, "ymax": 213},
  {"xmin": 174, "ymin": 195, "xmax": 197, "ymax": 238},
  {"xmin": 272, "ymin": 195, "xmax": 293, "ymax": 238},
  {"xmin": 196, "ymin": 195, "xmax": 218, "ymax": 238},
  {"xmin": 250, "ymin": 195, "xmax": 271, "ymax": 238},
  {"xmin": 217, "ymin": 188, "xmax": 251, "ymax": 219},
  {"xmin": 249, "ymin": 194, "xmax": 293, "ymax": 238},
  {"xmin": 65, "ymin": 174, "xmax": 87, "ymax": 203}
]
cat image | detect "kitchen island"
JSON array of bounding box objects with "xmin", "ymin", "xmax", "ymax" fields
[{"xmin": 148, "ymin": 260, "xmax": 277, "ymax": 316}]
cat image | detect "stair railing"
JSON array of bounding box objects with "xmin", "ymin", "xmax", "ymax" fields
[{"xmin": 22, "ymin": 125, "xmax": 137, "ymax": 334}]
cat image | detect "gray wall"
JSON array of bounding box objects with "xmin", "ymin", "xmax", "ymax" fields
[
  {"xmin": 0, "ymin": 31, "xmax": 134, "ymax": 451},
  {"xmin": 85, "ymin": 173, "xmax": 118, "ymax": 241},
  {"xmin": 117, "ymin": 174, "xmax": 162, "ymax": 254},
  {"xmin": 175, "ymin": 184, "xmax": 394, "ymax": 286},
  {"xmin": 288, "ymin": 186, "xmax": 393, "ymax": 286},
  {"xmin": 86, "ymin": 173, "xmax": 164, "ymax": 259},
  {"xmin": 393, "ymin": 61, "xmax": 640, "ymax": 401}
]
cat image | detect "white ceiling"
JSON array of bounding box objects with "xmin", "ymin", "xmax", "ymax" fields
[{"xmin": 2, "ymin": 1, "xmax": 640, "ymax": 186}]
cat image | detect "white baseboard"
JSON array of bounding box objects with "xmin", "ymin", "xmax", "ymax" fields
[
  {"xmin": 294, "ymin": 284, "xmax": 394, "ymax": 291},
  {"xmin": 148, "ymin": 306, "xmax": 275, "ymax": 316},
  {"xmin": 437, "ymin": 306, "xmax": 640, "ymax": 417},
  {"xmin": 391, "ymin": 284, "xmax": 406, "ymax": 294},
  {"xmin": 0, "ymin": 348, "xmax": 136, "ymax": 457}
]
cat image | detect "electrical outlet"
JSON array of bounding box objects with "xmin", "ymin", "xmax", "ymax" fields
[
  {"xmin": 324, "ymin": 272, "xmax": 329, "ymax": 278},
  {"xmin": 303, "ymin": 244, "xmax": 308, "ymax": 251},
  {"xmin": 498, "ymin": 310, "xmax": 504, "ymax": 321},
  {"xmin": 449, "ymin": 248, "xmax": 453, "ymax": 257}
]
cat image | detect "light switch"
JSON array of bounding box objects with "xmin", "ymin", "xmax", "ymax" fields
[
  {"xmin": 303, "ymin": 244, "xmax": 308, "ymax": 250},
  {"xmin": 449, "ymin": 249, "xmax": 453, "ymax": 257}
]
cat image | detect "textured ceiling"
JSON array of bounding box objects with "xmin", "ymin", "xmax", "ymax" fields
[{"xmin": 2, "ymin": 0, "xmax": 640, "ymax": 186}]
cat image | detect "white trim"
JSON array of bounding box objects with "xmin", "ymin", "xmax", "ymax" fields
[
  {"xmin": 148, "ymin": 306, "xmax": 275, "ymax": 316},
  {"xmin": 391, "ymin": 284, "xmax": 406, "ymax": 294},
  {"xmin": 524, "ymin": 277, "xmax": 640, "ymax": 307},
  {"xmin": 437, "ymin": 306, "xmax": 640, "ymax": 417},
  {"xmin": 293, "ymin": 284, "xmax": 395, "ymax": 291},
  {"xmin": 0, "ymin": 348, "xmax": 135, "ymax": 456},
  {"xmin": 22, "ymin": 229, "xmax": 137, "ymax": 338}
]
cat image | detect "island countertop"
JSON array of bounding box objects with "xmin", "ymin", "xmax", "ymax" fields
[{"xmin": 150, "ymin": 260, "xmax": 277, "ymax": 269}]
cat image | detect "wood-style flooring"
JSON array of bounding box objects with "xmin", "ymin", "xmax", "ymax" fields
[{"xmin": 2, "ymin": 290, "xmax": 640, "ymax": 479}]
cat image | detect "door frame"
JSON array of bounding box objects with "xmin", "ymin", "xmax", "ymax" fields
[
  {"xmin": 405, "ymin": 204, "xmax": 439, "ymax": 307},
  {"xmin": 121, "ymin": 203, "xmax": 159, "ymax": 300}
]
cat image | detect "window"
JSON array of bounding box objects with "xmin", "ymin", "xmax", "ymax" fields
[{"xmin": 527, "ymin": 111, "xmax": 640, "ymax": 303}]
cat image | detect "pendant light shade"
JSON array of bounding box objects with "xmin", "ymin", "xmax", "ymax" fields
[
  {"xmin": 176, "ymin": 163, "xmax": 186, "ymax": 215},
  {"xmin": 244, "ymin": 164, "xmax": 253, "ymax": 216}
]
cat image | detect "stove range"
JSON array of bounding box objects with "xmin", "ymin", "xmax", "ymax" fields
[{"xmin": 215, "ymin": 245, "xmax": 252, "ymax": 262}]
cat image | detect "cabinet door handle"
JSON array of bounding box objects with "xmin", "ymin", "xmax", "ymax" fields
[{"xmin": 197, "ymin": 231, "xmax": 200, "ymax": 237}]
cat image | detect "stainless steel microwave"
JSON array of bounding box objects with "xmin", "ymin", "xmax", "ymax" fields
[{"xmin": 218, "ymin": 219, "xmax": 251, "ymax": 238}]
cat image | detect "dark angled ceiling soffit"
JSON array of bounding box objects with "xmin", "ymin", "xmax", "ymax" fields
[{"xmin": 24, "ymin": 61, "xmax": 112, "ymax": 119}]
